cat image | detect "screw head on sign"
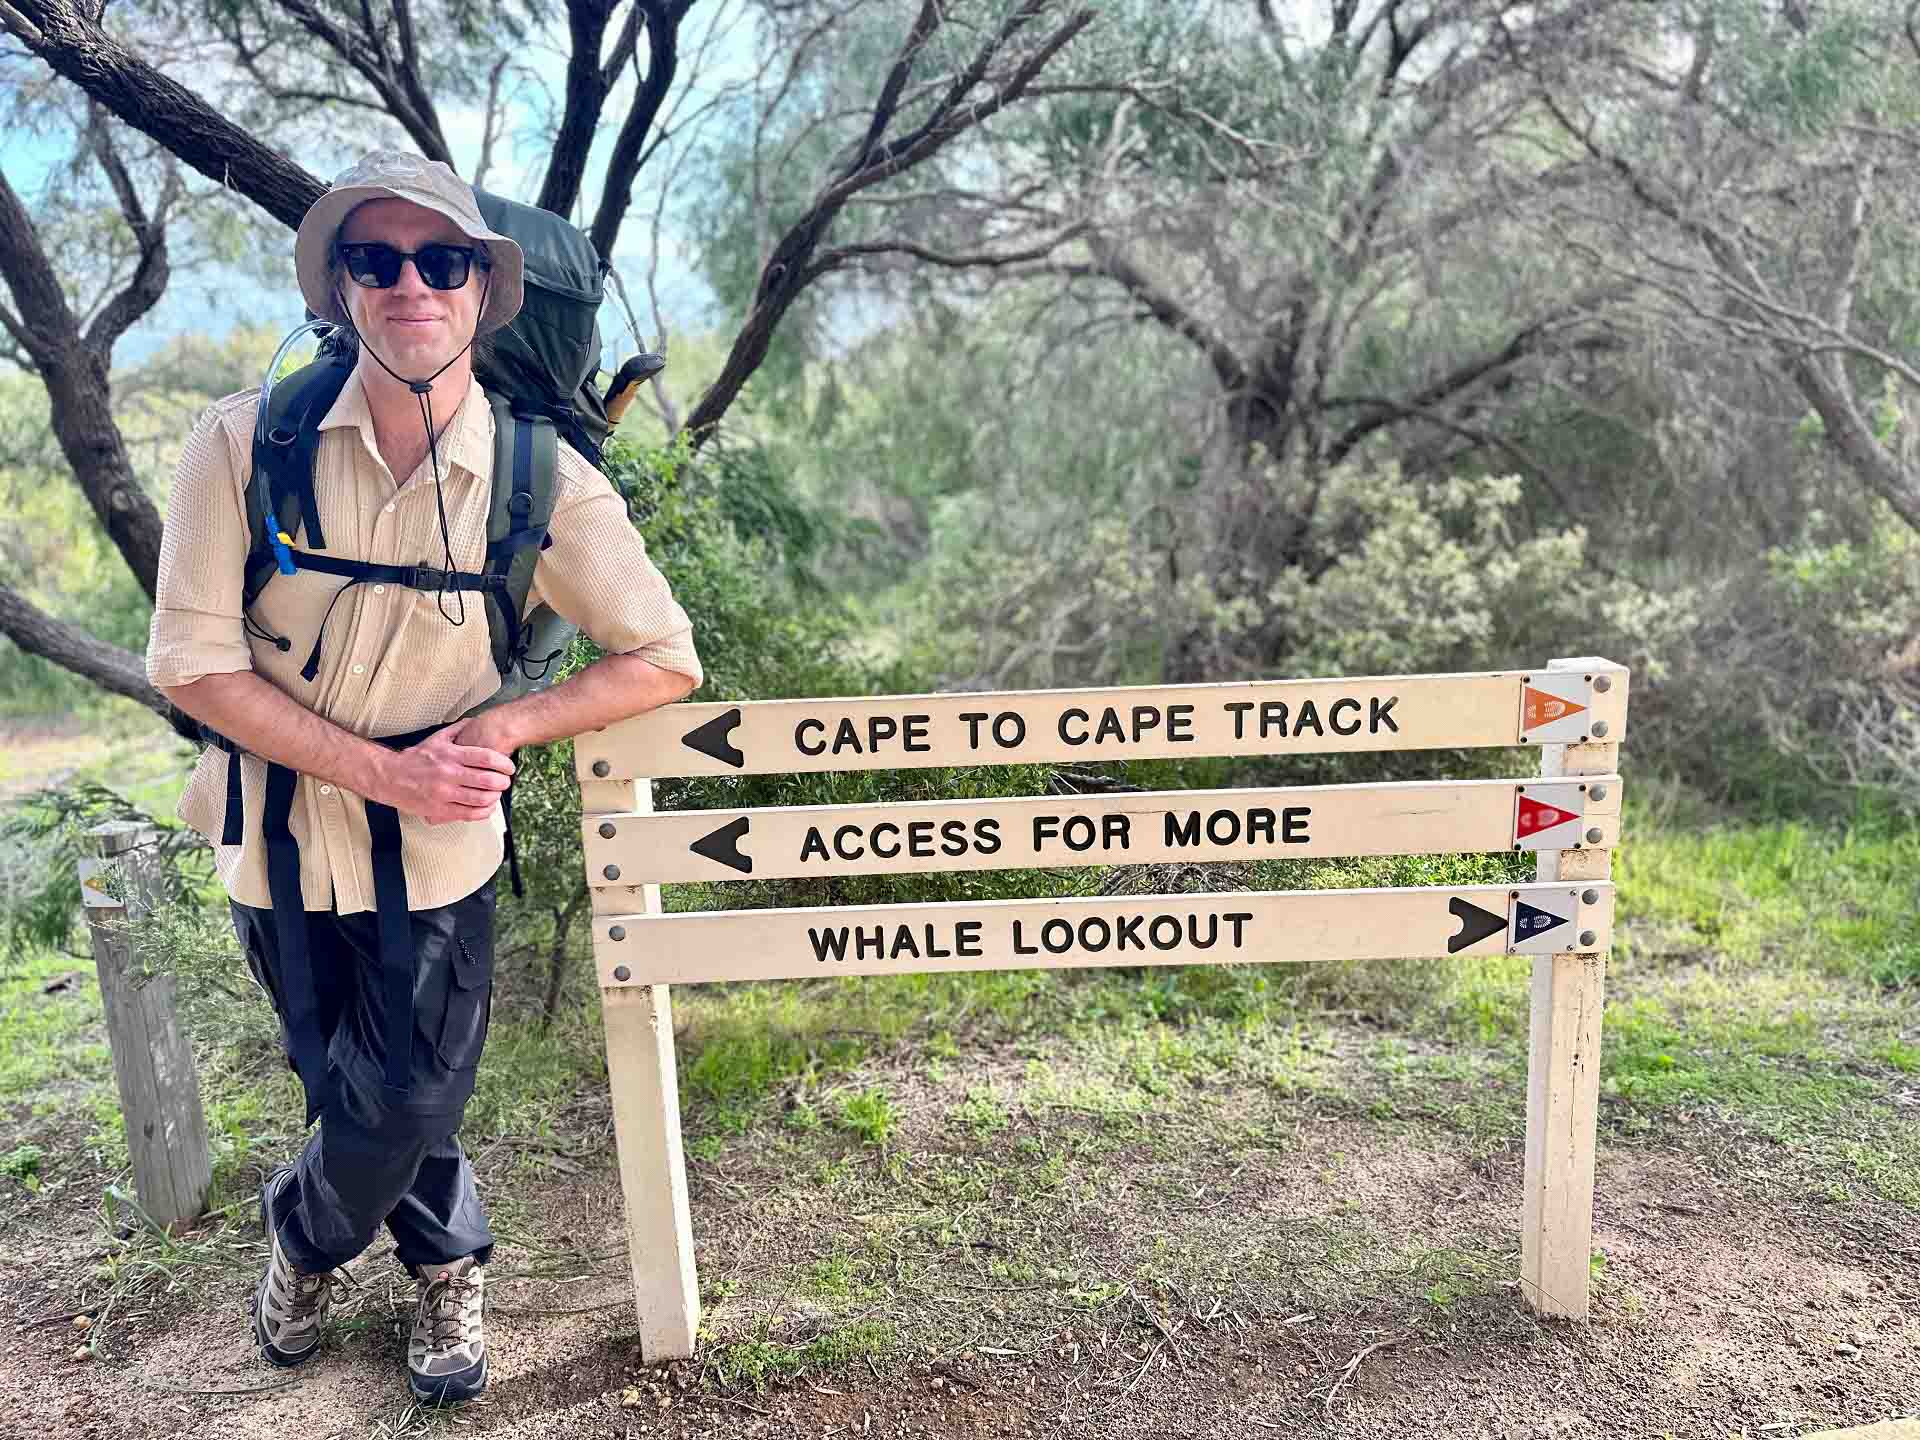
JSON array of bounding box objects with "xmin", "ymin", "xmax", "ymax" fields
[
  {"xmin": 1594, "ymin": 675, "xmax": 1612, "ymax": 693},
  {"xmin": 592, "ymin": 759, "xmax": 611, "ymax": 777},
  {"xmin": 1578, "ymin": 930, "xmax": 1597, "ymax": 948},
  {"xmin": 1590, "ymin": 784, "xmax": 1609, "ymax": 802},
  {"xmin": 1586, "ymin": 827, "xmax": 1604, "ymax": 845},
  {"xmin": 599, "ymin": 821, "xmax": 617, "ymax": 839},
  {"xmin": 604, "ymin": 864, "xmax": 621, "ymax": 881},
  {"xmin": 609, "ymin": 925, "xmax": 626, "ymax": 941},
  {"xmin": 613, "ymin": 965, "xmax": 631, "ymax": 982},
  {"xmin": 1582, "ymin": 888, "xmax": 1599, "ymax": 905},
  {"xmin": 1592, "ymin": 720, "xmax": 1610, "ymax": 738}
]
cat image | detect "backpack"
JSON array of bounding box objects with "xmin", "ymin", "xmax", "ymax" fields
[{"xmin": 243, "ymin": 190, "xmax": 620, "ymax": 714}]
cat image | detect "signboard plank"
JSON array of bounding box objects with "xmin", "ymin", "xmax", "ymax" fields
[
  {"xmin": 592, "ymin": 882, "xmax": 1614, "ymax": 987},
  {"xmin": 577, "ymin": 667, "xmax": 1631, "ymax": 782},
  {"xmin": 583, "ymin": 777, "xmax": 1624, "ymax": 885}
]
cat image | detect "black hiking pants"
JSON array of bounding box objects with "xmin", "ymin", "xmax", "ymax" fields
[{"xmin": 230, "ymin": 878, "xmax": 497, "ymax": 1274}]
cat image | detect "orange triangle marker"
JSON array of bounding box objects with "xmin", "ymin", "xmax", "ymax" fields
[{"xmin": 1523, "ymin": 686, "xmax": 1587, "ymax": 732}]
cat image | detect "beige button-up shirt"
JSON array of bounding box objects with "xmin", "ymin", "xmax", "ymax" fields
[{"xmin": 146, "ymin": 367, "xmax": 703, "ymax": 914}]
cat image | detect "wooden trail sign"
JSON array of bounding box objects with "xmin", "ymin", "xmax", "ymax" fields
[
  {"xmin": 578, "ymin": 666, "xmax": 1627, "ymax": 780},
  {"xmin": 573, "ymin": 656, "xmax": 1629, "ymax": 1356},
  {"xmin": 591, "ymin": 883, "xmax": 1614, "ymax": 987},
  {"xmin": 584, "ymin": 776, "xmax": 1623, "ymax": 884}
]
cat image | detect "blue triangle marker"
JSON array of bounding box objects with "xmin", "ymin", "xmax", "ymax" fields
[{"xmin": 1514, "ymin": 900, "xmax": 1568, "ymax": 944}]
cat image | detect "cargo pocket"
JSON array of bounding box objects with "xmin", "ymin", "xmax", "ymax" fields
[{"xmin": 433, "ymin": 934, "xmax": 494, "ymax": 1072}]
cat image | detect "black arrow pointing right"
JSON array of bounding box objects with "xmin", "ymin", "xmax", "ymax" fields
[
  {"xmin": 1448, "ymin": 897, "xmax": 1507, "ymax": 954},
  {"xmin": 690, "ymin": 815, "xmax": 752, "ymax": 874},
  {"xmin": 682, "ymin": 707, "xmax": 745, "ymax": 769}
]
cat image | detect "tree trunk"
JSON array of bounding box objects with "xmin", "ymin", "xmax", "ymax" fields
[
  {"xmin": 39, "ymin": 345, "xmax": 165, "ymax": 599},
  {"xmin": 541, "ymin": 891, "xmax": 586, "ymax": 1028}
]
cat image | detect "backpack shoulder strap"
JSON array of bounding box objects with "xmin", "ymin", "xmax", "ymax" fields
[
  {"xmin": 245, "ymin": 358, "xmax": 353, "ymax": 604},
  {"xmin": 482, "ymin": 389, "xmax": 559, "ymax": 679}
]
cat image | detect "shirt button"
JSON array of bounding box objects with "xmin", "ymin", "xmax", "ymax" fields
[
  {"xmin": 385, "ymin": 501, "xmax": 396, "ymax": 513},
  {"xmin": 351, "ymin": 663, "xmax": 366, "ymax": 675},
  {"xmin": 318, "ymin": 784, "xmax": 334, "ymax": 796},
  {"xmin": 372, "ymin": 584, "xmax": 386, "ymax": 595}
]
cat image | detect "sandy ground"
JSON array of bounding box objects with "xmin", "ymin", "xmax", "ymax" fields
[{"xmin": 4, "ymin": 1117, "xmax": 1916, "ymax": 1440}]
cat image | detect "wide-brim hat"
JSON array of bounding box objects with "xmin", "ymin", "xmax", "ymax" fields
[{"xmin": 294, "ymin": 150, "xmax": 524, "ymax": 337}]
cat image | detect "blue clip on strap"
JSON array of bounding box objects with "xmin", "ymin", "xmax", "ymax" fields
[{"xmin": 269, "ymin": 529, "xmax": 297, "ymax": 576}]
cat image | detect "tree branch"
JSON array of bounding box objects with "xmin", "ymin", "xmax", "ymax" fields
[
  {"xmin": 0, "ymin": 580, "xmax": 165, "ymax": 714},
  {"xmin": 538, "ymin": 0, "xmax": 624, "ymax": 218},
  {"xmin": 811, "ymin": 223, "xmax": 1088, "ymax": 277},
  {"xmin": 680, "ymin": 3, "xmax": 1095, "ymax": 447},
  {"xmin": 472, "ymin": 52, "xmax": 512, "ymax": 194},
  {"xmin": 1073, "ymin": 234, "xmax": 1247, "ymax": 398},
  {"xmin": 81, "ymin": 105, "xmax": 170, "ymax": 357},
  {"xmin": 1324, "ymin": 285, "xmax": 1627, "ymax": 468},
  {"xmin": 589, "ymin": 0, "xmax": 689, "ymax": 259},
  {"xmin": 276, "ymin": 0, "xmax": 452, "ymax": 163},
  {"xmin": 7, "ymin": 0, "xmax": 322, "ymax": 229}
]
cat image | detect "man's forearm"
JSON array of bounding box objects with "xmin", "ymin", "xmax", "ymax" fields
[
  {"xmin": 469, "ymin": 653, "xmax": 697, "ymax": 753},
  {"xmin": 161, "ymin": 670, "xmax": 401, "ymax": 797}
]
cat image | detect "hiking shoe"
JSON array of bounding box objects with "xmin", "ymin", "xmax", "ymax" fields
[
  {"xmin": 407, "ymin": 1255, "xmax": 487, "ymax": 1404},
  {"xmin": 252, "ymin": 1165, "xmax": 335, "ymax": 1367}
]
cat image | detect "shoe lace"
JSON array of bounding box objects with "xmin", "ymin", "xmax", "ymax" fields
[
  {"xmin": 286, "ymin": 1265, "xmax": 347, "ymax": 1319},
  {"xmin": 420, "ymin": 1268, "xmax": 480, "ymax": 1350}
]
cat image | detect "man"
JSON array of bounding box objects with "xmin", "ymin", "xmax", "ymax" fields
[{"xmin": 147, "ymin": 152, "xmax": 702, "ymax": 1404}]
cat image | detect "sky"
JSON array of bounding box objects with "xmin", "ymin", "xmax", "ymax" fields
[{"xmin": 2, "ymin": 0, "xmax": 759, "ymax": 374}]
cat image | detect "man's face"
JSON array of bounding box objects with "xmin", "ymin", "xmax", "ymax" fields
[{"xmin": 335, "ymin": 197, "xmax": 486, "ymax": 378}]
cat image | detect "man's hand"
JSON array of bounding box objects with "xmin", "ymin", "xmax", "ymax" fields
[{"xmin": 376, "ymin": 722, "xmax": 516, "ymax": 825}]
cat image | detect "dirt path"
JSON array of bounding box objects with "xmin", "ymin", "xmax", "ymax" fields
[{"xmin": 5, "ymin": 1127, "xmax": 1915, "ymax": 1439}]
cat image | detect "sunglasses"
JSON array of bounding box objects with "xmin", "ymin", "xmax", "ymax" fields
[{"xmin": 336, "ymin": 241, "xmax": 486, "ymax": 291}]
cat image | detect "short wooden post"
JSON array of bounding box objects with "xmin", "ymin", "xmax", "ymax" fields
[
  {"xmin": 583, "ymin": 773, "xmax": 700, "ymax": 1359},
  {"xmin": 1519, "ymin": 657, "xmax": 1625, "ymax": 1320},
  {"xmin": 81, "ymin": 821, "xmax": 212, "ymax": 1229}
]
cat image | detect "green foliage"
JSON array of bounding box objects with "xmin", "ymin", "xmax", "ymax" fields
[
  {"xmin": 835, "ymin": 1088, "xmax": 898, "ymax": 1147},
  {"xmin": 1714, "ymin": 2, "xmax": 1884, "ymax": 137},
  {"xmin": 493, "ymin": 429, "xmax": 879, "ymax": 962},
  {"xmin": 1261, "ymin": 470, "xmax": 1594, "ymax": 677},
  {"xmin": 705, "ymin": 1319, "xmax": 897, "ymax": 1392},
  {"xmin": 1, "ymin": 1143, "xmax": 43, "ymax": 1184},
  {"xmin": 0, "ymin": 783, "xmax": 208, "ymax": 960}
]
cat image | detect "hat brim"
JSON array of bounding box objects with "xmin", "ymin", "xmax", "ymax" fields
[{"xmin": 294, "ymin": 184, "xmax": 524, "ymax": 338}]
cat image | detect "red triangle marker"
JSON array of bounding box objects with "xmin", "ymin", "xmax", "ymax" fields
[
  {"xmin": 1523, "ymin": 686, "xmax": 1587, "ymax": 732},
  {"xmin": 1516, "ymin": 795, "xmax": 1580, "ymax": 836}
]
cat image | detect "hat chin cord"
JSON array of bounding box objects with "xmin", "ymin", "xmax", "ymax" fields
[{"xmin": 333, "ymin": 269, "xmax": 493, "ymax": 629}]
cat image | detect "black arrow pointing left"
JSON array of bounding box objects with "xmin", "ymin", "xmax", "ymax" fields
[{"xmin": 690, "ymin": 816, "xmax": 752, "ymax": 874}]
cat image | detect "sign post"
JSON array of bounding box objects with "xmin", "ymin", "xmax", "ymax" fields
[
  {"xmin": 582, "ymin": 771, "xmax": 700, "ymax": 1361},
  {"xmin": 575, "ymin": 659, "xmax": 1630, "ymax": 1354},
  {"xmin": 1519, "ymin": 657, "xmax": 1625, "ymax": 1321}
]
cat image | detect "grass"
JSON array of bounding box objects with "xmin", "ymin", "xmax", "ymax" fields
[{"xmin": 3, "ymin": 732, "xmax": 1918, "ymax": 1404}]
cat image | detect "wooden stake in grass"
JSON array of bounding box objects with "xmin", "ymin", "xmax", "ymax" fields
[{"xmin": 81, "ymin": 821, "xmax": 210, "ymax": 1230}]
